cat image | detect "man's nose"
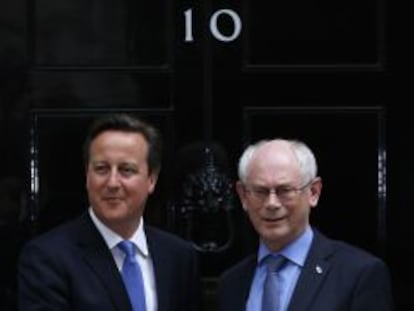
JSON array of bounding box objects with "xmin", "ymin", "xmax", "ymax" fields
[
  {"xmin": 265, "ymin": 190, "xmax": 282, "ymax": 208},
  {"xmin": 107, "ymin": 169, "xmax": 121, "ymax": 187}
]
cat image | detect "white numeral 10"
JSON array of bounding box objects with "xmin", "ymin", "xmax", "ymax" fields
[{"xmin": 184, "ymin": 9, "xmax": 242, "ymax": 43}]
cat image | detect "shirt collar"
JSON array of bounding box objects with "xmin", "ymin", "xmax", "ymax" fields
[
  {"xmin": 258, "ymin": 226, "xmax": 313, "ymax": 267},
  {"xmin": 88, "ymin": 208, "xmax": 149, "ymax": 257}
]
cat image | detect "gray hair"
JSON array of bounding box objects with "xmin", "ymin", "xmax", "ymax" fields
[{"xmin": 238, "ymin": 139, "xmax": 318, "ymax": 184}]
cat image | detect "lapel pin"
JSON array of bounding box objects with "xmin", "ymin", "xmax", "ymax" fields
[{"xmin": 315, "ymin": 265, "xmax": 323, "ymax": 274}]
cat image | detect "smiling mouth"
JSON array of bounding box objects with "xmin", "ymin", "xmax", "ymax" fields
[
  {"xmin": 263, "ymin": 216, "xmax": 285, "ymax": 222},
  {"xmin": 104, "ymin": 197, "xmax": 123, "ymax": 202}
]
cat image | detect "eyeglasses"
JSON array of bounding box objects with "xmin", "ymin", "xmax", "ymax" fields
[{"xmin": 243, "ymin": 180, "xmax": 313, "ymax": 203}]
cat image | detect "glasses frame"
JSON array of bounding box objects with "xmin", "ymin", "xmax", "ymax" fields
[{"xmin": 243, "ymin": 179, "xmax": 314, "ymax": 203}]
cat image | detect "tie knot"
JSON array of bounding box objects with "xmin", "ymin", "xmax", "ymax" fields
[
  {"xmin": 118, "ymin": 240, "xmax": 136, "ymax": 258},
  {"xmin": 264, "ymin": 255, "xmax": 287, "ymax": 273}
]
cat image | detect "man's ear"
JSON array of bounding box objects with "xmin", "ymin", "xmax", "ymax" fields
[
  {"xmin": 148, "ymin": 173, "xmax": 159, "ymax": 194},
  {"xmin": 309, "ymin": 177, "xmax": 322, "ymax": 207}
]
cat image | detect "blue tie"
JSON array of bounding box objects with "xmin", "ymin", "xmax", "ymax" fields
[
  {"xmin": 262, "ymin": 255, "xmax": 287, "ymax": 311},
  {"xmin": 118, "ymin": 240, "xmax": 146, "ymax": 311}
]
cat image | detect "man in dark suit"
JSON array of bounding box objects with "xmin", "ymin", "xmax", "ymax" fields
[
  {"xmin": 218, "ymin": 138, "xmax": 393, "ymax": 311},
  {"xmin": 18, "ymin": 114, "xmax": 200, "ymax": 311}
]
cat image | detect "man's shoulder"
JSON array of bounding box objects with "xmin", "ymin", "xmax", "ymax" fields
[
  {"xmin": 22, "ymin": 214, "xmax": 86, "ymax": 249},
  {"xmin": 18, "ymin": 215, "xmax": 89, "ymax": 267},
  {"xmin": 332, "ymin": 239, "xmax": 385, "ymax": 266},
  {"xmin": 145, "ymin": 225, "xmax": 194, "ymax": 250},
  {"xmin": 313, "ymin": 229, "xmax": 387, "ymax": 268},
  {"xmin": 219, "ymin": 254, "xmax": 256, "ymax": 282}
]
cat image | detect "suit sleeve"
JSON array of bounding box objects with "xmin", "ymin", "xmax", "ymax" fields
[
  {"xmin": 18, "ymin": 241, "xmax": 71, "ymax": 311},
  {"xmin": 350, "ymin": 258, "xmax": 394, "ymax": 311}
]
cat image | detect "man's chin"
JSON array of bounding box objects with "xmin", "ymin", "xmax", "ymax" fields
[{"xmin": 261, "ymin": 224, "xmax": 288, "ymax": 241}]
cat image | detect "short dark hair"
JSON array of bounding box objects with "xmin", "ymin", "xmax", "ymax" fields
[{"xmin": 83, "ymin": 114, "xmax": 162, "ymax": 175}]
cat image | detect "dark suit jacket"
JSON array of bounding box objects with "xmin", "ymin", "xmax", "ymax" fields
[
  {"xmin": 18, "ymin": 212, "xmax": 200, "ymax": 311},
  {"xmin": 218, "ymin": 230, "xmax": 393, "ymax": 311}
]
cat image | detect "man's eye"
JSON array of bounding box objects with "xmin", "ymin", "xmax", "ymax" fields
[
  {"xmin": 94, "ymin": 165, "xmax": 108, "ymax": 174},
  {"xmin": 119, "ymin": 166, "xmax": 137, "ymax": 176},
  {"xmin": 277, "ymin": 187, "xmax": 293, "ymax": 195},
  {"xmin": 254, "ymin": 188, "xmax": 269, "ymax": 195}
]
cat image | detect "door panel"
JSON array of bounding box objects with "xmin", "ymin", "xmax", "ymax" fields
[
  {"xmin": 243, "ymin": 1, "xmax": 382, "ymax": 68},
  {"xmin": 33, "ymin": 0, "xmax": 172, "ymax": 67}
]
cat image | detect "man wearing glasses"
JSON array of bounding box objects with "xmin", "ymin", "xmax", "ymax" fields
[{"xmin": 218, "ymin": 138, "xmax": 393, "ymax": 311}]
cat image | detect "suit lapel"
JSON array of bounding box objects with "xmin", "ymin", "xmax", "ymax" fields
[
  {"xmin": 146, "ymin": 227, "xmax": 172, "ymax": 311},
  {"xmin": 287, "ymin": 231, "xmax": 334, "ymax": 311},
  {"xmin": 237, "ymin": 255, "xmax": 257, "ymax": 310},
  {"xmin": 76, "ymin": 213, "xmax": 132, "ymax": 311}
]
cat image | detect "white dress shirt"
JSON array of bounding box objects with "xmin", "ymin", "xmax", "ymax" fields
[{"xmin": 89, "ymin": 208, "xmax": 157, "ymax": 311}]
